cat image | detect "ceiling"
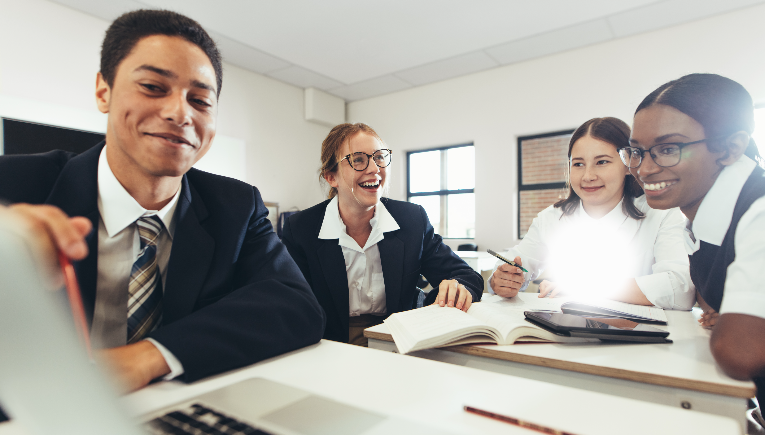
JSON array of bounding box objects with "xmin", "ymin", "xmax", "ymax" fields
[{"xmin": 51, "ymin": 0, "xmax": 765, "ymax": 101}]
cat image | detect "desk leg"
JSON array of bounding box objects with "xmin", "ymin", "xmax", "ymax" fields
[{"xmin": 368, "ymin": 339, "xmax": 748, "ymax": 434}]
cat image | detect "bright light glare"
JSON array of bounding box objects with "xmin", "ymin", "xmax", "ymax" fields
[
  {"xmin": 754, "ymin": 107, "xmax": 765, "ymax": 158},
  {"xmin": 545, "ymin": 215, "xmax": 640, "ymax": 298}
]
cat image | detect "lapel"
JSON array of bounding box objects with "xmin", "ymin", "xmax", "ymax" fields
[
  {"xmin": 378, "ymin": 230, "xmax": 404, "ymax": 313},
  {"xmin": 162, "ymin": 176, "xmax": 215, "ymax": 323},
  {"xmin": 314, "ymin": 201, "xmax": 349, "ymax": 320},
  {"xmin": 44, "ymin": 143, "xmax": 103, "ymax": 323}
]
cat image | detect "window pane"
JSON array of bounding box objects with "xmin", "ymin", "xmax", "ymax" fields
[
  {"xmin": 446, "ymin": 193, "xmax": 474, "ymax": 239},
  {"xmin": 410, "ymin": 195, "xmax": 440, "ymax": 233},
  {"xmin": 409, "ymin": 150, "xmax": 441, "ymax": 193},
  {"xmin": 446, "ymin": 146, "xmax": 474, "ymax": 190}
]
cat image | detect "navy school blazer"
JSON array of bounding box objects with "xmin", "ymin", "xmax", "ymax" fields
[
  {"xmin": 282, "ymin": 197, "xmax": 483, "ymax": 343},
  {"xmin": 0, "ymin": 142, "xmax": 325, "ymax": 382}
]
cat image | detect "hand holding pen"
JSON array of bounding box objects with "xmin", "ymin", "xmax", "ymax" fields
[{"xmin": 487, "ymin": 249, "xmax": 526, "ymax": 298}]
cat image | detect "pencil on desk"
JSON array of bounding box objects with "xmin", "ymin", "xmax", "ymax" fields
[
  {"xmin": 58, "ymin": 251, "xmax": 92, "ymax": 359},
  {"xmin": 464, "ymin": 405, "xmax": 578, "ymax": 435}
]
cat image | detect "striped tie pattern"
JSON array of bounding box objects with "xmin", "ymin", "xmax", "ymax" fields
[{"xmin": 127, "ymin": 215, "xmax": 164, "ymax": 344}]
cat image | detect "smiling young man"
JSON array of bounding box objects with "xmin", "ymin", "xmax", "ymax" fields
[
  {"xmin": 0, "ymin": 10, "xmax": 324, "ymax": 395},
  {"xmin": 628, "ymin": 74, "xmax": 765, "ymax": 418}
]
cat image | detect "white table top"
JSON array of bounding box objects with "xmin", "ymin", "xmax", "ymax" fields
[
  {"xmin": 366, "ymin": 293, "xmax": 755, "ymax": 398},
  {"xmin": 0, "ymin": 340, "xmax": 739, "ymax": 434}
]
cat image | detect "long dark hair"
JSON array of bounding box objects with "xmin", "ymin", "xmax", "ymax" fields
[
  {"xmin": 554, "ymin": 117, "xmax": 645, "ymax": 220},
  {"xmin": 635, "ymin": 73, "xmax": 761, "ymax": 164}
]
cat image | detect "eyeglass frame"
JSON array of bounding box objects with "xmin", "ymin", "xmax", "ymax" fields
[
  {"xmin": 340, "ymin": 149, "xmax": 393, "ymax": 172},
  {"xmin": 618, "ymin": 137, "xmax": 720, "ymax": 169}
]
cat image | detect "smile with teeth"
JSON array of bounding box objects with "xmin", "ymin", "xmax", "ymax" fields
[
  {"xmin": 359, "ymin": 181, "xmax": 380, "ymax": 188},
  {"xmin": 643, "ymin": 181, "xmax": 676, "ymax": 191}
]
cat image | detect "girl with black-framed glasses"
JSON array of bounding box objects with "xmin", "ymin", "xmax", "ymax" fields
[{"xmin": 629, "ymin": 73, "xmax": 765, "ymax": 418}]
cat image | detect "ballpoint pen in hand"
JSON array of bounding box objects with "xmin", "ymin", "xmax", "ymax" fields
[{"xmin": 487, "ymin": 249, "xmax": 528, "ymax": 273}]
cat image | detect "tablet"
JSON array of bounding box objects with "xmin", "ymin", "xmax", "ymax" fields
[{"xmin": 524, "ymin": 311, "xmax": 672, "ymax": 343}]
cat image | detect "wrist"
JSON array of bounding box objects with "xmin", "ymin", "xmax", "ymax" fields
[{"xmin": 136, "ymin": 340, "xmax": 171, "ymax": 382}]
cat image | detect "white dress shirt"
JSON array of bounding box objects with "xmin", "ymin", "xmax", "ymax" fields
[
  {"xmin": 318, "ymin": 196, "xmax": 400, "ymax": 316},
  {"xmin": 488, "ymin": 196, "xmax": 694, "ymax": 309},
  {"xmin": 90, "ymin": 146, "xmax": 184, "ymax": 379},
  {"xmin": 685, "ymin": 155, "xmax": 765, "ymax": 319}
]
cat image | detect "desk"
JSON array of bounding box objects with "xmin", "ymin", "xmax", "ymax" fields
[
  {"xmin": 0, "ymin": 340, "xmax": 739, "ymax": 435},
  {"xmin": 366, "ymin": 293, "xmax": 755, "ymax": 433}
]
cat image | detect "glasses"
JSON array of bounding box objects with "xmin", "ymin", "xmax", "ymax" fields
[
  {"xmin": 341, "ymin": 149, "xmax": 392, "ymax": 171},
  {"xmin": 618, "ymin": 138, "xmax": 713, "ymax": 169}
]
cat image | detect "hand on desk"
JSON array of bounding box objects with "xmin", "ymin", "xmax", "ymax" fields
[
  {"xmin": 699, "ymin": 310, "xmax": 719, "ymax": 329},
  {"xmin": 96, "ymin": 341, "xmax": 171, "ymax": 393},
  {"xmin": 538, "ymin": 280, "xmax": 565, "ymax": 298},
  {"xmin": 490, "ymin": 256, "xmax": 524, "ymax": 298},
  {"xmin": 432, "ymin": 279, "xmax": 473, "ymax": 312}
]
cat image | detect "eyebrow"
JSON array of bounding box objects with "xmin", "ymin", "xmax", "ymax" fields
[
  {"xmin": 134, "ymin": 64, "xmax": 216, "ymax": 94},
  {"xmin": 630, "ymin": 132, "xmax": 690, "ymax": 146},
  {"xmin": 571, "ymin": 154, "xmax": 613, "ymax": 161}
]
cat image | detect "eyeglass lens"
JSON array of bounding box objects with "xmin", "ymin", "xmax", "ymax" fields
[
  {"xmin": 619, "ymin": 144, "xmax": 681, "ymax": 168},
  {"xmin": 349, "ymin": 150, "xmax": 391, "ymax": 170}
]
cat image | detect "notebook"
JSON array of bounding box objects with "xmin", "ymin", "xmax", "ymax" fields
[{"xmin": 0, "ymin": 214, "xmax": 447, "ymax": 435}]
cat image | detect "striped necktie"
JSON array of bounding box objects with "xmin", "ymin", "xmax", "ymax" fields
[{"xmin": 127, "ymin": 215, "xmax": 164, "ymax": 344}]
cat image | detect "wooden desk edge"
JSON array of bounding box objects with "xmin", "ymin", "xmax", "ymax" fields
[{"xmin": 363, "ymin": 330, "xmax": 756, "ymax": 399}]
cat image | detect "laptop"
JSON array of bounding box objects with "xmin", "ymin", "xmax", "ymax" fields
[{"xmin": 0, "ymin": 214, "xmax": 445, "ymax": 435}]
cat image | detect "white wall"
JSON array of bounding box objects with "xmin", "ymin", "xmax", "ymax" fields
[
  {"xmin": 347, "ymin": 3, "xmax": 765, "ymax": 251},
  {"xmin": 0, "ymin": 0, "xmax": 330, "ymax": 211}
]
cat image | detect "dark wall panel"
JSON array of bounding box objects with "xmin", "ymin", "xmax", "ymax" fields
[{"xmin": 2, "ymin": 118, "xmax": 104, "ymax": 155}]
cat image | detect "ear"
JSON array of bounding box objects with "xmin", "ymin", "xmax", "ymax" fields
[
  {"xmin": 719, "ymin": 131, "xmax": 749, "ymax": 166},
  {"xmin": 324, "ymin": 170, "xmax": 339, "ymax": 189},
  {"xmin": 95, "ymin": 72, "xmax": 111, "ymax": 114}
]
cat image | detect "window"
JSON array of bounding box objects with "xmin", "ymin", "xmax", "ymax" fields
[
  {"xmin": 407, "ymin": 144, "xmax": 474, "ymax": 238},
  {"xmin": 517, "ymin": 130, "xmax": 573, "ymax": 238}
]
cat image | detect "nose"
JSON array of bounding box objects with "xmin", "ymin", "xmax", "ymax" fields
[
  {"xmin": 583, "ymin": 165, "xmax": 597, "ymax": 181},
  {"xmin": 161, "ymin": 91, "xmax": 193, "ymax": 127},
  {"xmin": 366, "ymin": 157, "xmax": 380, "ymax": 174},
  {"xmin": 636, "ymin": 151, "xmax": 662, "ymax": 180}
]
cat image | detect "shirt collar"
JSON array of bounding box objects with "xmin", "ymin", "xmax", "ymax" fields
[
  {"xmin": 692, "ymin": 155, "xmax": 757, "ymax": 246},
  {"xmin": 575, "ymin": 199, "xmax": 628, "ymax": 231},
  {"xmin": 318, "ymin": 197, "xmax": 400, "ymax": 252},
  {"xmin": 97, "ymin": 146, "xmax": 181, "ymax": 239}
]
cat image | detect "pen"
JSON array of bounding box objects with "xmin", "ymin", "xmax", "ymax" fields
[
  {"xmin": 58, "ymin": 251, "xmax": 92, "ymax": 359},
  {"xmin": 487, "ymin": 249, "xmax": 528, "ymax": 273},
  {"xmin": 464, "ymin": 405, "xmax": 578, "ymax": 435}
]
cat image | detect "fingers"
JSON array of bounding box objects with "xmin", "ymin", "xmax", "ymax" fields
[
  {"xmin": 433, "ymin": 280, "xmax": 473, "ymax": 311},
  {"xmin": 9, "ymin": 204, "xmax": 91, "ymax": 260},
  {"xmin": 513, "ymin": 256, "xmax": 523, "ymax": 267},
  {"xmin": 491, "ymin": 265, "xmax": 524, "ymax": 298},
  {"xmin": 538, "ymin": 280, "xmax": 551, "ymax": 298}
]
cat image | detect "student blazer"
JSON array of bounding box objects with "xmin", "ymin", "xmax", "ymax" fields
[
  {"xmin": 0, "ymin": 142, "xmax": 325, "ymax": 382},
  {"xmin": 282, "ymin": 198, "xmax": 484, "ymax": 343}
]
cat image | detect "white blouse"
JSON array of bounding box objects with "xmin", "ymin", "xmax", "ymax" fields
[
  {"xmin": 318, "ymin": 196, "xmax": 400, "ymax": 316},
  {"xmin": 489, "ymin": 196, "xmax": 694, "ymax": 310}
]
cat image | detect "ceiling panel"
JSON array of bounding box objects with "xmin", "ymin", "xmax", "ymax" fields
[
  {"xmin": 394, "ymin": 51, "xmax": 500, "ymax": 87},
  {"xmin": 608, "ymin": 0, "xmax": 765, "ymax": 38},
  {"xmin": 46, "ymin": 0, "xmax": 765, "ymax": 101},
  {"xmin": 327, "ymin": 75, "xmax": 412, "ymax": 101},
  {"xmin": 486, "ymin": 19, "xmax": 613, "ymax": 65},
  {"xmin": 266, "ymin": 66, "xmax": 344, "ymax": 91}
]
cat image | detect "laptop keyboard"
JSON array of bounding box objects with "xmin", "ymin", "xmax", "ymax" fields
[{"xmin": 145, "ymin": 403, "xmax": 275, "ymax": 435}]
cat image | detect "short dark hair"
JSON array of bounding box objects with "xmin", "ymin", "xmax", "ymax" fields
[
  {"xmin": 554, "ymin": 117, "xmax": 645, "ymax": 220},
  {"xmin": 100, "ymin": 9, "xmax": 223, "ymax": 97},
  {"xmin": 635, "ymin": 73, "xmax": 759, "ymax": 163}
]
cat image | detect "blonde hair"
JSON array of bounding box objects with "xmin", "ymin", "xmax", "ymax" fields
[{"xmin": 319, "ymin": 123, "xmax": 384, "ymax": 199}]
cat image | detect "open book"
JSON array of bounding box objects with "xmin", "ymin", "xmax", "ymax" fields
[
  {"xmin": 561, "ymin": 300, "xmax": 667, "ymax": 324},
  {"xmin": 384, "ymin": 295, "xmax": 595, "ymax": 354}
]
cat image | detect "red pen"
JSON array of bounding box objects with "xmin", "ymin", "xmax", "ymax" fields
[
  {"xmin": 58, "ymin": 251, "xmax": 92, "ymax": 359},
  {"xmin": 464, "ymin": 406, "xmax": 578, "ymax": 435}
]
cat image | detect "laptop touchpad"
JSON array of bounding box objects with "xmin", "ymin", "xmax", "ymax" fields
[{"xmin": 262, "ymin": 396, "xmax": 386, "ymax": 435}]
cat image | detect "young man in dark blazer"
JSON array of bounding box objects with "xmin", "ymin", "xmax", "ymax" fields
[{"xmin": 0, "ymin": 10, "xmax": 324, "ymax": 393}]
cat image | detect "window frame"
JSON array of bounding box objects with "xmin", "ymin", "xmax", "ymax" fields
[
  {"xmin": 407, "ymin": 143, "xmax": 475, "ymax": 239},
  {"xmin": 517, "ymin": 129, "xmax": 574, "ymax": 239}
]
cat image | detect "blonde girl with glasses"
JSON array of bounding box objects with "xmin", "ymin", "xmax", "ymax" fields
[{"xmin": 282, "ymin": 123, "xmax": 483, "ymax": 346}]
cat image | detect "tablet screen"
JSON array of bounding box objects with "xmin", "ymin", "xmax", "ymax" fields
[{"xmin": 525, "ymin": 312, "xmax": 669, "ymax": 336}]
